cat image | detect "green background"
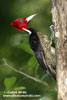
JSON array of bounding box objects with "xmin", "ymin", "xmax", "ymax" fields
[{"xmin": 0, "ymin": 0, "xmax": 57, "ymax": 100}]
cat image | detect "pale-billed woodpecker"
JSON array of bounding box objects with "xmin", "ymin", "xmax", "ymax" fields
[{"xmin": 11, "ymin": 14, "xmax": 56, "ymax": 80}]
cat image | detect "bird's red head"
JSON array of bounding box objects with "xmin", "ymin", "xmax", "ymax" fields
[{"xmin": 11, "ymin": 14, "xmax": 37, "ymax": 33}]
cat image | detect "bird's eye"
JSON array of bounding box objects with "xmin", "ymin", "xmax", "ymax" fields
[{"xmin": 19, "ymin": 19, "xmax": 24, "ymax": 22}]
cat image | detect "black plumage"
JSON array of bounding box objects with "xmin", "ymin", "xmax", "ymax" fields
[
  {"xmin": 29, "ymin": 28, "xmax": 47, "ymax": 71},
  {"xmin": 29, "ymin": 28, "xmax": 56, "ymax": 80}
]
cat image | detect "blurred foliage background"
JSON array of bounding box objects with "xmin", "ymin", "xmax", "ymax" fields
[{"xmin": 0, "ymin": 0, "xmax": 57, "ymax": 100}]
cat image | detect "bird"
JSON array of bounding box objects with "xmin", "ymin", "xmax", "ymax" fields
[{"xmin": 11, "ymin": 14, "xmax": 56, "ymax": 80}]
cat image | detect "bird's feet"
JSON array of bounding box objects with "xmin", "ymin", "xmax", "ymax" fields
[{"xmin": 50, "ymin": 25, "xmax": 54, "ymax": 45}]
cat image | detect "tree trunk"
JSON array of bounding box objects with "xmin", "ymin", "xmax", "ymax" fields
[{"xmin": 50, "ymin": 0, "xmax": 67, "ymax": 100}]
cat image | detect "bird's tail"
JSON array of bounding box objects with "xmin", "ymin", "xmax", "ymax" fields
[{"xmin": 47, "ymin": 66, "xmax": 56, "ymax": 80}]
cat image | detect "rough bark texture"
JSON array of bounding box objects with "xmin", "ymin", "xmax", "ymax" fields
[{"xmin": 51, "ymin": 0, "xmax": 67, "ymax": 100}]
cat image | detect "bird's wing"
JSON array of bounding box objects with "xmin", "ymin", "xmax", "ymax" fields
[
  {"xmin": 35, "ymin": 50, "xmax": 47, "ymax": 72},
  {"xmin": 35, "ymin": 32, "xmax": 56, "ymax": 80}
]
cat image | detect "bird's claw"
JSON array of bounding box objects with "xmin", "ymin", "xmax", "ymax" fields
[{"xmin": 50, "ymin": 25, "xmax": 54, "ymax": 45}]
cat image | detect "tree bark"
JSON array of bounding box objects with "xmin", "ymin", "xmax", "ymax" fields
[{"xmin": 50, "ymin": 0, "xmax": 67, "ymax": 100}]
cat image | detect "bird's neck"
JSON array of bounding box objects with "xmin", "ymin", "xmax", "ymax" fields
[
  {"xmin": 29, "ymin": 28, "xmax": 37, "ymax": 34},
  {"xmin": 29, "ymin": 28, "xmax": 40, "ymax": 52}
]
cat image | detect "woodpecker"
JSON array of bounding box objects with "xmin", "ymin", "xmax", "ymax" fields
[{"xmin": 11, "ymin": 14, "xmax": 56, "ymax": 80}]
